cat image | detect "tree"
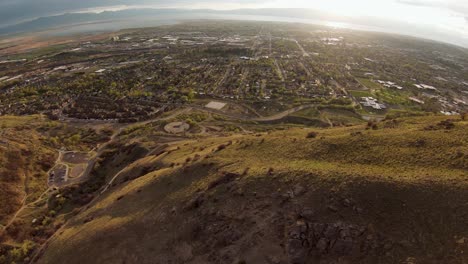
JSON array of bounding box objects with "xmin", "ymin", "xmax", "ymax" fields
[
  {"xmin": 180, "ymin": 96, "xmax": 189, "ymax": 103},
  {"xmin": 461, "ymin": 112, "xmax": 467, "ymax": 121},
  {"xmin": 422, "ymin": 98, "xmax": 441, "ymax": 113},
  {"xmin": 187, "ymin": 89, "xmax": 195, "ymax": 102},
  {"xmin": 69, "ymin": 134, "xmax": 81, "ymax": 145}
]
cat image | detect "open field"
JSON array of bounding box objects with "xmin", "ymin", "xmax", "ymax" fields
[
  {"xmin": 356, "ymin": 78, "xmax": 382, "ymax": 90},
  {"xmin": 0, "ymin": 32, "xmax": 114, "ymax": 56},
  {"xmin": 62, "ymin": 152, "xmax": 90, "ymax": 164},
  {"xmin": 69, "ymin": 164, "xmax": 87, "ymax": 179}
]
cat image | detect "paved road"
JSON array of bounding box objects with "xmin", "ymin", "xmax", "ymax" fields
[
  {"xmin": 252, "ymin": 104, "xmax": 316, "ymax": 122},
  {"xmin": 189, "ymin": 103, "xmax": 318, "ymax": 123},
  {"xmin": 294, "ymin": 39, "xmax": 310, "ymax": 57}
]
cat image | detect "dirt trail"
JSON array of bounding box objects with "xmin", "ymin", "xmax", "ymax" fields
[
  {"xmin": 67, "ymin": 108, "xmax": 192, "ymax": 185},
  {"xmin": 324, "ymin": 116, "xmax": 334, "ymax": 127},
  {"xmin": 100, "ymin": 147, "xmax": 170, "ymax": 194},
  {"xmin": 2, "ymin": 150, "xmax": 64, "ymax": 232},
  {"xmin": 1, "ymin": 194, "xmax": 27, "ymax": 233},
  {"xmin": 1, "ymin": 186, "xmax": 53, "ymax": 233}
]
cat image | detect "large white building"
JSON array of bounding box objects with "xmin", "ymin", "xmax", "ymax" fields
[{"xmin": 360, "ymin": 97, "xmax": 386, "ymax": 110}]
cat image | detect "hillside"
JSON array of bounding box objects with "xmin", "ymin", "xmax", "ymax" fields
[
  {"xmin": 0, "ymin": 115, "xmax": 113, "ymax": 263},
  {"xmin": 0, "ymin": 116, "xmax": 56, "ymax": 227},
  {"xmin": 0, "ymin": 19, "xmax": 467, "ymax": 264},
  {"xmin": 35, "ymin": 115, "xmax": 468, "ymax": 264}
]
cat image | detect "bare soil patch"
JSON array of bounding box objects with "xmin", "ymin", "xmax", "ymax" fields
[
  {"xmin": 69, "ymin": 164, "xmax": 87, "ymax": 178},
  {"xmin": 164, "ymin": 122, "xmax": 190, "ymax": 134}
]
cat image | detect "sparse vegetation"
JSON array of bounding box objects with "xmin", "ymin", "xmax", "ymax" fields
[
  {"xmin": 306, "ymin": 131, "xmax": 318, "ymax": 138},
  {"xmin": 33, "ymin": 115, "xmax": 468, "ymax": 264},
  {"xmin": 0, "ymin": 21, "xmax": 467, "ymax": 264}
]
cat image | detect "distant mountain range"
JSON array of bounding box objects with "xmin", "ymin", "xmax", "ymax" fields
[
  {"xmin": 0, "ymin": 8, "xmax": 359, "ymax": 36},
  {"xmin": 0, "ymin": 8, "xmax": 466, "ymax": 48},
  {"xmin": 0, "ymin": 9, "xmax": 185, "ymax": 35}
]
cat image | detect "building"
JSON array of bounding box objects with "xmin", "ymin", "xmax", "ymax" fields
[
  {"xmin": 360, "ymin": 97, "xmax": 386, "ymax": 110},
  {"xmin": 409, "ymin": 97, "xmax": 425, "ymax": 104},
  {"xmin": 414, "ymin": 84, "xmax": 437, "ymax": 91}
]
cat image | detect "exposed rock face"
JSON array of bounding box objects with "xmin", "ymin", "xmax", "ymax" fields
[
  {"xmin": 292, "ymin": 184, "xmax": 306, "ymax": 197},
  {"xmin": 184, "ymin": 192, "xmax": 205, "ymax": 211},
  {"xmin": 286, "ymin": 219, "xmax": 391, "ymax": 264},
  {"xmin": 207, "ymin": 172, "xmax": 240, "ymax": 190},
  {"xmin": 287, "ymin": 219, "xmax": 309, "ymax": 264}
]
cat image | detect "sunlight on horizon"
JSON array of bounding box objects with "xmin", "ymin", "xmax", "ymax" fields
[
  {"xmin": 71, "ymin": 0, "xmax": 467, "ymax": 45},
  {"xmin": 79, "ymin": 0, "xmax": 467, "ymax": 33}
]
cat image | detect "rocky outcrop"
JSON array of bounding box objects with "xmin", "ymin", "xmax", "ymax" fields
[{"xmin": 287, "ymin": 219, "xmax": 393, "ymax": 264}]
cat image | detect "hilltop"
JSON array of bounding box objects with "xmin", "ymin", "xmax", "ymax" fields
[
  {"xmin": 0, "ymin": 21, "xmax": 467, "ymax": 264},
  {"xmin": 34, "ymin": 115, "xmax": 468, "ymax": 264}
]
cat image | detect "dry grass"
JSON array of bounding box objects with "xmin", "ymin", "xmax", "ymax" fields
[{"xmin": 37, "ymin": 115, "xmax": 468, "ymax": 264}]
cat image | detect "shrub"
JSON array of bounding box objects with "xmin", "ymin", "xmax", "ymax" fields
[
  {"xmin": 216, "ymin": 144, "xmax": 227, "ymax": 152},
  {"xmin": 461, "ymin": 112, "xmax": 467, "ymax": 121},
  {"xmin": 267, "ymin": 168, "xmax": 274, "ymax": 175},
  {"xmin": 350, "ymin": 131, "xmax": 363, "ymax": 136},
  {"xmin": 438, "ymin": 120, "xmax": 455, "ymax": 130},
  {"xmin": 306, "ymin": 131, "xmax": 318, "ymax": 138},
  {"xmin": 367, "ymin": 121, "xmax": 378, "ymax": 130}
]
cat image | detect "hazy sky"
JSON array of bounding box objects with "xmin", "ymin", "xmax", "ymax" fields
[{"xmin": 0, "ymin": 0, "xmax": 467, "ymax": 47}]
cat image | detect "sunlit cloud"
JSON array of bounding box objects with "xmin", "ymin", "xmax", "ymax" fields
[{"xmin": 72, "ymin": 5, "xmax": 134, "ymax": 14}]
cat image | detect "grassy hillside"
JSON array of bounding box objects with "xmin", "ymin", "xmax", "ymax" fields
[
  {"xmin": 0, "ymin": 115, "xmax": 114, "ymax": 263},
  {"xmin": 36, "ymin": 115, "xmax": 467, "ymax": 264},
  {"xmin": 0, "ymin": 116, "xmax": 56, "ymax": 226}
]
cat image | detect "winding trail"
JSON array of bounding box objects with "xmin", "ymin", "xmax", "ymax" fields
[
  {"xmin": 100, "ymin": 145, "xmax": 171, "ymax": 194},
  {"xmin": 2, "ymin": 150, "xmax": 64, "ymax": 232},
  {"xmin": 1, "ymin": 193, "xmax": 27, "ymax": 232},
  {"xmin": 1, "ymin": 186, "xmax": 53, "ymax": 233},
  {"xmin": 68, "ymin": 107, "xmax": 192, "ymax": 185},
  {"xmin": 2, "ymin": 148, "xmax": 62, "ymax": 231}
]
